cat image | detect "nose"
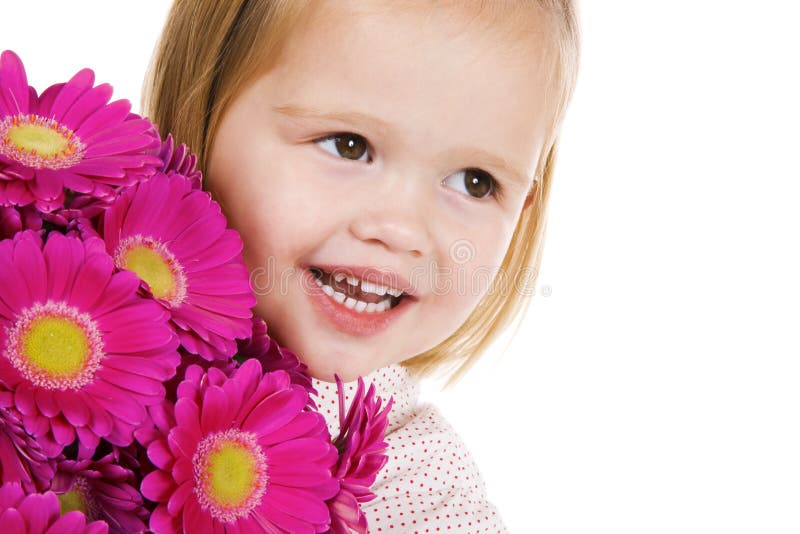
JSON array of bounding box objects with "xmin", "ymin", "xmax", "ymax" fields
[{"xmin": 347, "ymin": 169, "xmax": 434, "ymax": 259}]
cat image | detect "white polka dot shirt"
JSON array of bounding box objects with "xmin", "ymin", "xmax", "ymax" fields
[{"xmin": 312, "ymin": 364, "xmax": 509, "ymax": 533}]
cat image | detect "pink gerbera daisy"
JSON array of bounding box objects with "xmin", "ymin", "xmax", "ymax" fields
[
  {"xmin": 141, "ymin": 359, "xmax": 339, "ymax": 534},
  {"xmin": 52, "ymin": 449, "xmax": 147, "ymax": 534},
  {"xmin": 327, "ymin": 376, "xmax": 393, "ymax": 534},
  {"xmin": 0, "ymin": 231, "xmax": 180, "ymax": 454},
  {"xmin": 0, "ymin": 50, "xmax": 161, "ymax": 211},
  {"xmin": 102, "ymin": 171, "xmax": 256, "ymax": 361},
  {"xmin": 0, "ymin": 482, "xmax": 109, "ymax": 533}
]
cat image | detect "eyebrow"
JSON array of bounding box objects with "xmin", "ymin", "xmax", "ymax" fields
[
  {"xmin": 272, "ymin": 103, "xmax": 532, "ymax": 187},
  {"xmin": 273, "ymin": 103, "xmax": 392, "ymax": 135}
]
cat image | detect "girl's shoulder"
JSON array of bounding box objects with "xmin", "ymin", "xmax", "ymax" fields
[
  {"xmin": 363, "ymin": 401, "xmax": 508, "ymax": 533},
  {"xmin": 312, "ymin": 364, "xmax": 508, "ymax": 532}
]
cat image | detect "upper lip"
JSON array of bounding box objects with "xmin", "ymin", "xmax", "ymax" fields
[{"xmin": 305, "ymin": 263, "xmax": 419, "ymax": 299}]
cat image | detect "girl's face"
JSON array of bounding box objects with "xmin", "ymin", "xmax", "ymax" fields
[{"xmin": 207, "ymin": 1, "xmax": 554, "ymax": 382}]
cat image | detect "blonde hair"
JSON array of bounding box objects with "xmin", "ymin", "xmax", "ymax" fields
[{"xmin": 143, "ymin": 0, "xmax": 581, "ymax": 389}]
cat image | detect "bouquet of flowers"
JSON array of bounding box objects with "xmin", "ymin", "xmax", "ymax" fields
[{"xmin": 0, "ymin": 50, "xmax": 393, "ymax": 534}]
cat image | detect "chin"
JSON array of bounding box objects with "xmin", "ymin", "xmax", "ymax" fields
[
  {"xmin": 299, "ymin": 356, "xmax": 350, "ymax": 383},
  {"xmin": 302, "ymin": 355, "xmax": 384, "ymax": 384}
]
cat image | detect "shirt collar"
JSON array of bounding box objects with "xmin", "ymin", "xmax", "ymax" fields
[{"xmin": 311, "ymin": 363, "xmax": 421, "ymax": 438}]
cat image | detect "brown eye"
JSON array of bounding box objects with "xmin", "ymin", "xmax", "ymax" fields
[
  {"xmin": 442, "ymin": 168, "xmax": 497, "ymax": 199},
  {"xmin": 315, "ymin": 133, "xmax": 370, "ymax": 162}
]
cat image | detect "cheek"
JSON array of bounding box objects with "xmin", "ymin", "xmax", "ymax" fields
[
  {"xmin": 216, "ymin": 155, "xmax": 354, "ymax": 285},
  {"xmin": 434, "ymin": 225, "xmax": 513, "ymax": 311},
  {"xmin": 445, "ymin": 261, "xmax": 502, "ymax": 309}
]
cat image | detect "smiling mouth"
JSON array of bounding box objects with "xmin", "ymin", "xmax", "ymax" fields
[{"xmin": 308, "ymin": 266, "xmax": 405, "ymax": 313}]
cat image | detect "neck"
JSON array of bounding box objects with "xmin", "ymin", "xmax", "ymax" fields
[{"xmin": 311, "ymin": 363, "xmax": 421, "ymax": 437}]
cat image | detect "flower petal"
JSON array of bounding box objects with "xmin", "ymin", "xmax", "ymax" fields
[{"xmin": 0, "ymin": 50, "xmax": 30, "ymax": 115}]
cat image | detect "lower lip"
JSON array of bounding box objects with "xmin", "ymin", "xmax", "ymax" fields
[{"xmin": 301, "ymin": 267, "xmax": 414, "ymax": 337}]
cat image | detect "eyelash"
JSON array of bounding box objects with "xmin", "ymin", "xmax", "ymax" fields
[{"xmin": 312, "ymin": 132, "xmax": 504, "ymax": 202}]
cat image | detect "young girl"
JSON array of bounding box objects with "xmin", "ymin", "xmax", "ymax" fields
[{"xmin": 144, "ymin": 0, "xmax": 580, "ymax": 531}]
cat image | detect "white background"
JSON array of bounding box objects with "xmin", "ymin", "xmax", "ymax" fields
[{"xmin": 5, "ymin": 2, "xmax": 799, "ymax": 532}]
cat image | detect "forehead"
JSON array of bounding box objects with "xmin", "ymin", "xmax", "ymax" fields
[{"xmin": 259, "ymin": 0, "xmax": 557, "ymax": 182}]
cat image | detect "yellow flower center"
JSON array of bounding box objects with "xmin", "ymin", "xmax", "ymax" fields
[
  {"xmin": 5, "ymin": 301, "xmax": 105, "ymax": 390},
  {"xmin": 114, "ymin": 235, "xmax": 187, "ymax": 306},
  {"xmin": 193, "ymin": 429, "xmax": 268, "ymax": 523},
  {"xmin": 0, "ymin": 114, "xmax": 85, "ymax": 169},
  {"xmin": 23, "ymin": 316, "xmax": 88, "ymax": 379},
  {"xmin": 57, "ymin": 477, "xmax": 97, "ymax": 519},
  {"xmin": 207, "ymin": 443, "xmax": 258, "ymax": 507},
  {"xmin": 58, "ymin": 488, "xmax": 88, "ymax": 514},
  {"xmin": 124, "ymin": 245, "xmax": 176, "ymax": 300},
  {"xmin": 7, "ymin": 122, "xmax": 69, "ymax": 157}
]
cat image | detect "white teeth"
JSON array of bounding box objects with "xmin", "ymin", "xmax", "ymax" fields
[
  {"xmin": 386, "ymin": 287, "xmax": 404, "ymax": 297},
  {"xmin": 361, "ymin": 280, "xmax": 387, "ymax": 296},
  {"xmin": 351, "ymin": 277, "xmax": 405, "ymax": 298},
  {"xmin": 318, "ymin": 268, "xmax": 406, "ymax": 300},
  {"xmin": 315, "ymin": 277, "xmax": 394, "ymax": 314}
]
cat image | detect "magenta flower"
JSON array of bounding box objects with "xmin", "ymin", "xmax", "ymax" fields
[
  {"xmin": 327, "ymin": 376, "xmax": 393, "ymax": 534},
  {"xmin": 134, "ymin": 346, "xmax": 243, "ymax": 456},
  {"xmin": 237, "ymin": 316, "xmax": 317, "ymax": 405},
  {"xmin": 156, "ymin": 133, "xmax": 202, "ymax": 189},
  {"xmin": 133, "ymin": 399, "xmax": 176, "ymax": 454},
  {"xmin": 0, "ymin": 482, "xmax": 109, "ymax": 533},
  {"xmin": 141, "ymin": 359, "xmax": 339, "ymax": 534},
  {"xmin": 64, "ymin": 215, "xmax": 103, "ymax": 243},
  {"xmin": 0, "ymin": 50, "xmax": 161, "ymax": 212},
  {"xmin": 40, "ymin": 191, "xmax": 110, "ymax": 229},
  {"xmin": 102, "ymin": 171, "xmax": 256, "ymax": 361},
  {"xmin": 0, "ymin": 204, "xmax": 41, "ymax": 239},
  {"xmin": 52, "ymin": 449, "xmax": 147, "ymax": 534},
  {"xmin": 0, "ymin": 231, "xmax": 180, "ymax": 454},
  {"xmin": 0, "ymin": 401, "xmax": 56, "ymax": 492},
  {"xmin": 134, "ymin": 348, "xmax": 237, "ymax": 450}
]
